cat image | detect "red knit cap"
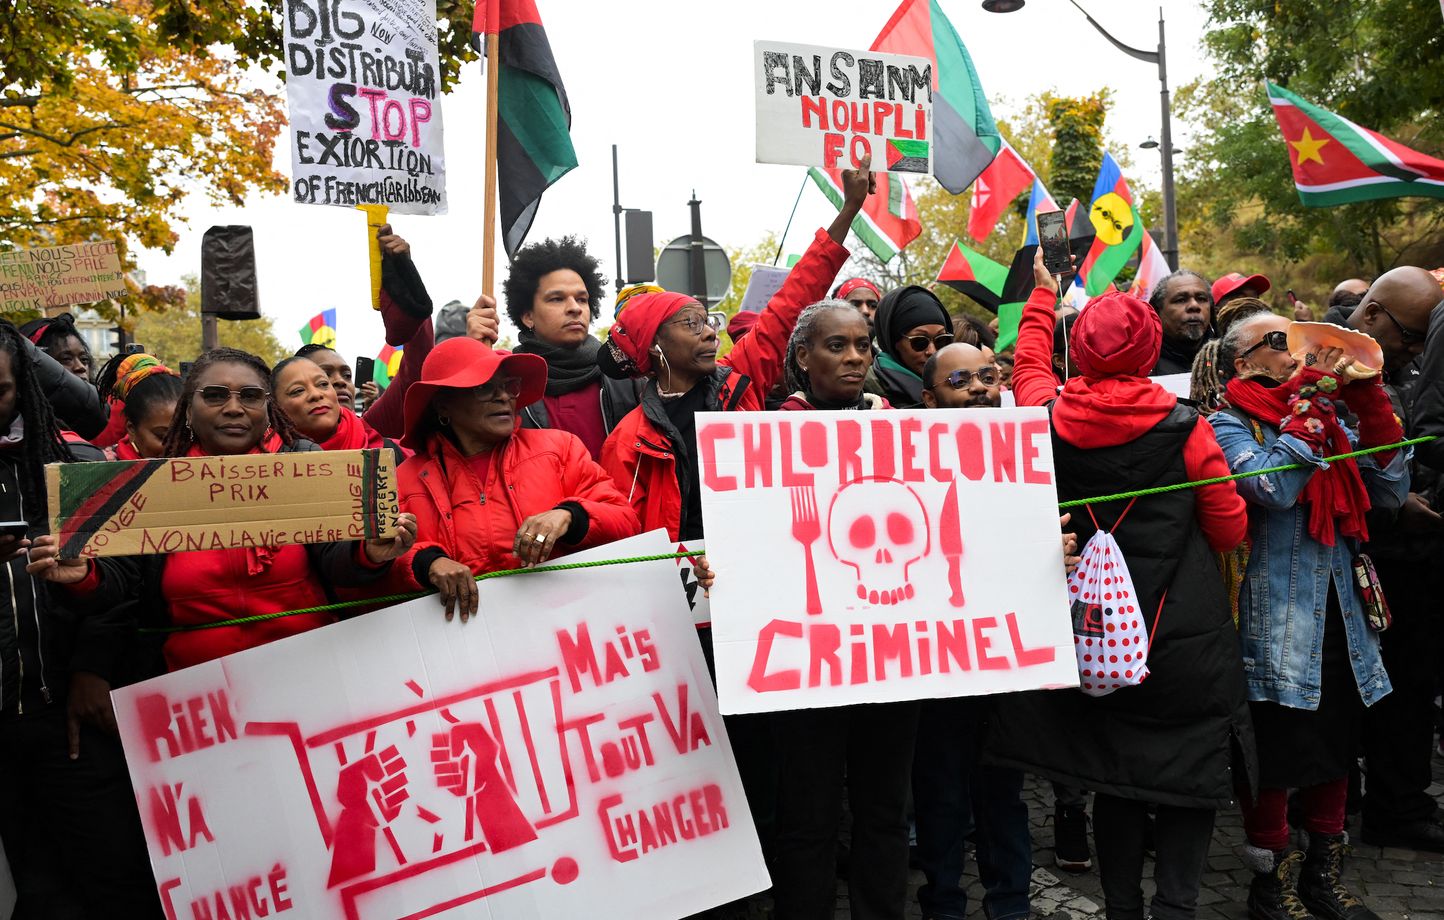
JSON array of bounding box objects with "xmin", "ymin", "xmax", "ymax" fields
[
  {"xmin": 602, "ymin": 291, "xmax": 699, "ymax": 378},
  {"xmin": 1071, "ymin": 291, "xmax": 1162, "ymax": 380}
]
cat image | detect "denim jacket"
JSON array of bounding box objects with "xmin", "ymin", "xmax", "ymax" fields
[{"xmin": 1209, "ymin": 411, "xmax": 1408, "ymax": 710}]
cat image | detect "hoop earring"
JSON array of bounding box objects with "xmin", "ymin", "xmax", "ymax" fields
[{"xmin": 438, "ymin": 415, "xmax": 451, "ymax": 427}]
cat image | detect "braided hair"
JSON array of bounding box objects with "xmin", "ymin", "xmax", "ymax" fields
[
  {"xmin": 0, "ymin": 322, "xmax": 75, "ymax": 514},
  {"xmin": 1188, "ymin": 338, "xmax": 1226, "ymax": 414},
  {"xmin": 783, "ymin": 300, "xmax": 869, "ymax": 396},
  {"xmin": 96, "ymin": 352, "xmax": 183, "ymax": 426},
  {"xmin": 162, "ymin": 347, "xmax": 299, "ymax": 457}
]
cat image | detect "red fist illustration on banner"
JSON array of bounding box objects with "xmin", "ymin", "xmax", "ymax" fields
[
  {"xmin": 327, "ymin": 744, "xmax": 408, "ymax": 887},
  {"xmin": 432, "ymin": 723, "xmax": 539, "ymax": 853}
]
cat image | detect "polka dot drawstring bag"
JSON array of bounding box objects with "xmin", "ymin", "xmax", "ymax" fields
[{"xmin": 1068, "ymin": 498, "xmax": 1163, "ymax": 697}]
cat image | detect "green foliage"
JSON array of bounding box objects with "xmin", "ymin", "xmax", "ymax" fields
[
  {"xmin": 130, "ymin": 275, "xmax": 288, "ymax": 368},
  {"xmin": 1043, "ymin": 92, "xmax": 1110, "ymax": 208}
]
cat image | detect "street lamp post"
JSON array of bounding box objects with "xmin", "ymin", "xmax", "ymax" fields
[{"xmin": 984, "ymin": 1, "xmax": 1180, "ymax": 271}]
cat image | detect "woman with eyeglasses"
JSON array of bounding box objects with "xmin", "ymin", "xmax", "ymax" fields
[
  {"xmin": 599, "ymin": 161, "xmax": 872, "ymax": 543},
  {"xmin": 26, "ymin": 347, "xmax": 418, "ymax": 672},
  {"xmin": 394, "ymin": 337, "xmax": 640, "ymax": 622},
  {"xmin": 863, "ymin": 285, "xmax": 954, "ymax": 410},
  {"xmin": 272, "ymin": 355, "xmax": 407, "ymax": 463},
  {"xmin": 1209, "ymin": 312, "xmax": 1407, "ymax": 920}
]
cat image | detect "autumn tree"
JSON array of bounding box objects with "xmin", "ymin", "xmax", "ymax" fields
[
  {"xmin": 1043, "ymin": 91, "xmax": 1110, "ymax": 209},
  {"xmin": 130, "ymin": 275, "xmax": 288, "ymax": 368}
]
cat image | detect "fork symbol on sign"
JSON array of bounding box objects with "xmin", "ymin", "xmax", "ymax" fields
[{"xmin": 790, "ymin": 485, "xmax": 823, "ymax": 615}]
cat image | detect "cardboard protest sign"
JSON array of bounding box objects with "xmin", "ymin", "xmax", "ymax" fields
[
  {"xmin": 0, "ymin": 241, "xmax": 126, "ymax": 313},
  {"xmin": 699, "ymin": 408, "xmax": 1078, "ymax": 714},
  {"xmin": 112, "ymin": 531, "xmax": 769, "ymax": 920},
  {"xmin": 46, "ymin": 449, "xmax": 398, "ymax": 559},
  {"xmin": 282, "ymin": 0, "xmax": 447, "ymax": 214},
  {"xmin": 754, "ymin": 40, "xmax": 934, "ymax": 175}
]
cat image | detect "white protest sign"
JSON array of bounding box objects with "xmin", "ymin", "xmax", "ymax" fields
[
  {"xmin": 1151, "ymin": 373, "xmax": 1192, "ymax": 399},
  {"xmin": 112, "ymin": 531, "xmax": 767, "ymax": 920},
  {"xmin": 282, "ymin": 0, "xmax": 447, "ymax": 214},
  {"xmin": 698, "ymin": 408, "xmax": 1078, "ymax": 715},
  {"xmin": 737, "ymin": 265, "xmax": 791, "ymax": 315},
  {"xmin": 0, "ymin": 241, "xmax": 126, "ymax": 314},
  {"xmin": 754, "ymin": 40, "xmax": 934, "ymax": 175}
]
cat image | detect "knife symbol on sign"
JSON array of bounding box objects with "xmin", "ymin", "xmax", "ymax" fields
[{"xmin": 940, "ymin": 479, "xmax": 965, "ymax": 608}]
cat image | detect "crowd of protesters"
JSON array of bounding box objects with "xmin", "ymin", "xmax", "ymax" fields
[{"xmin": 3, "ymin": 162, "xmax": 1444, "ymax": 920}]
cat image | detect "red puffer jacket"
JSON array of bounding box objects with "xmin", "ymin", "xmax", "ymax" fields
[
  {"xmin": 399, "ymin": 428, "xmax": 640, "ymax": 585},
  {"xmin": 601, "ymin": 227, "xmax": 849, "ymax": 540}
]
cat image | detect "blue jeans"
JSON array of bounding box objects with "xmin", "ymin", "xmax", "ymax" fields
[{"xmin": 912, "ymin": 697, "xmax": 1032, "ymax": 920}]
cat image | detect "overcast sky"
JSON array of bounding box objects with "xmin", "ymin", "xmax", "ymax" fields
[{"xmin": 134, "ymin": 0, "xmax": 1213, "ymax": 365}]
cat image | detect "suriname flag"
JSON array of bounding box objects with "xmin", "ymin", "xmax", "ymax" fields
[{"xmin": 1267, "ymin": 81, "xmax": 1444, "ymax": 207}]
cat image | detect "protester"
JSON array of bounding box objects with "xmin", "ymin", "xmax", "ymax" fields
[
  {"xmin": 1148, "ymin": 270, "xmax": 1214, "ymax": 375},
  {"xmin": 27, "ymin": 348, "xmax": 417, "ymax": 672},
  {"xmin": 19, "ymin": 314, "xmax": 91, "ymax": 381},
  {"xmin": 778, "ymin": 300, "xmax": 884, "ymax": 411},
  {"xmin": 7, "ymin": 315, "xmax": 107, "ymax": 439},
  {"xmin": 1324, "ymin": 278, "xmax": 1371, "ymax": 323},
  {"xmin": 272, "ymin": 355, "xmax": 405, "ymax": 462},
  {"xmin": 1190, "ymin": 297, "xmax": 1273, "ymax": 414},
  {"xmin": 995, "ymin": 352, "xmax": 1015, "ymax": 390},
  {"xmin": 599, "ymin": 161, "xmax": 869, "ymax": 542},
  {"xmin": 95, "ymin": 352, "xmax": 182, "ymax": 459},
  {"xmin": 863, "ymin": 285, "xmax": 953, "ymax": 409},
  {"xmin": 834, "ymin": 276, "xmax": 882, "ymax": 332},
  {"xmin": 1212, "ymin": 272, "xmax": 1271, "ymax": 309},
  {"xmin": 991, "ymin": 251, "xmax": 1252, "ymax": 920},
  {"xmin": 911, "ymin": 341, "xmax": 1057, "ymax": 920},
  {"xmin": 504, "ymin": 236, "xmax": 640, "ymax": 460},
  {"xmin": 1210, "ymin": 311, "xmax": 1408, "ymax": 920},
  {"xmin": 1338, "ymin": 268, "xmax": 1444, "ymax": 852},
  {"xmin": 394, "ymin": 337, "xmax": 639, "ymax": 622}
]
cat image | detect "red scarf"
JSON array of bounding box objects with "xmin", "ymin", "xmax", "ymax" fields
[
  {"xmin": 321, "ymin": 407, "xmax": 392, "ymax": 454},
  {"xmin": 1225, "ymin": 376, "xmax": 1370, "ymax": 545}
]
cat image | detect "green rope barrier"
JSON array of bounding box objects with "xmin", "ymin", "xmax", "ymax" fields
[
  {"xmin": 1057, "ymin": 435, "xmax": 1433, "ymax": 509},
  {"xmin": 137, "ymin": 551, "xmax": 699, "ymax": 634},
  {"xmin": 136, "ymin": 434, "xmax": 1435, "ymax": 634}
]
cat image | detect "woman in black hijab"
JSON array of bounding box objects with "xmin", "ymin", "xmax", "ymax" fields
[{"xmin": 863, "ymin": 285, "xmax": 953, "ymax": 409}]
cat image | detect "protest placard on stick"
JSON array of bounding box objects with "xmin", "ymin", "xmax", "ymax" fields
[
  {"xmin": 112, "ymin": 531, "xmax": 769, "ymax": 920},
  {"xmin": 282, "ymin": 0, "xmax": 447, "ymax": 214},
  {"xmin": 699, "ymin": 407, "xmax": 1078, "ymax": 714},
  {"xmin": 0, "ymin": 241, "xmax": 126, "ymax": 313},
  {"xmin": 46, "ymin": 448, "xmax": 398, "ymax": 559},
  {"xmin": 754, "ymin": 40, "xmax": 934, "ymax": 175}
]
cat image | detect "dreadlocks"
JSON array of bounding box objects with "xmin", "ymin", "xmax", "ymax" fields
[
  {"xmin": 1188, "ymin": 338, "xmax": 1226, "ymax": 415},
  {"xmin": 0, "ymin": 322, "xmax": 75, "ymax": 513},
  {"xmin": 162, "ymin": 347, "xmax": 299, "ymax": 457},
  {"xmin": 783, "ymin": 300, "xmax": 866, "ymax": 396}
]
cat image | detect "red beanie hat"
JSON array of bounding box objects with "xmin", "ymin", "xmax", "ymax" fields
[
  {"xmin": 1070, "ymin": 291, "xmax": 1161, "ymax": 380},
  {"xmin": 602, "ymin": 291, "xmax": 698, "ymax": 378}
]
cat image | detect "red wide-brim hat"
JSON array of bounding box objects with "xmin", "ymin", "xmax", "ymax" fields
[{"xmin": 402, "ymin": 337, "xmax": 548, "ymax": 446}]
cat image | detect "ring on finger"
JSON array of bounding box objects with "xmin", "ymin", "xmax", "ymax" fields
[
  {"xmin": 534, "ymin": 533, "xmax": 548, "ymax": 544},
  {"xmin": 1304, "ymin": 354, "xmax": 1318, "ymax": 366}
]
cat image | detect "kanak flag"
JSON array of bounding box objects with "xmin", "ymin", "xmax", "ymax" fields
[
  {"xmin": 1078, "ymin": 153, "xmax": 1144, "ymax": 297},
  {"xmin": 375, "ymin": 344, "xmax": 404, "ymax": 386},
  {"xmin": 967, "ymin": 141, "xmax": 1034, "ymax": 242},
  {"xmin": 299, "ymin": 309, "xmax": 337, "ymax": 349},
  {"xmin": 808, "ymin": 167, "xmax": 920, "ymax": 263},
  {"xmin": 1266, "ymin": 81, "xmax": 1444, "ymax": 206}
]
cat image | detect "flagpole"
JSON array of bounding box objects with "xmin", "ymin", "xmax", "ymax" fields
[
  {"xmin": 772, "ymin": 174, "xmax": 809, "ymax": 266},
  {"xmin": 481, "ymin": 17, "xmax": 501, "ymax": 296}
]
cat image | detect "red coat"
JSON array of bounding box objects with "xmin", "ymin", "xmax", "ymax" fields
[
  {"xmin": 601, "ymin": 228, "xmax": 849, "ymax": 540},
  {"xmin": 399, "ymin": 428, "xmax": 640, "ymax": 584}
]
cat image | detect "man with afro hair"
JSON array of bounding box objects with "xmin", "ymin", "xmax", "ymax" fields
[{"xmin": 503, "ymin": 236, "xmax": 640, "ymax": 459}]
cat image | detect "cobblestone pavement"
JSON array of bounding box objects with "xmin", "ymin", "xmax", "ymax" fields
[{"xmin": 856, "ymin": 755, "xmax": 1444, "ymax": 920}]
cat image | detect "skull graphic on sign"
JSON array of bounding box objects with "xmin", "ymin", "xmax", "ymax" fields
[{"xmin": 826, "ymin": 478, "xmax": 931, "ymax": 606}]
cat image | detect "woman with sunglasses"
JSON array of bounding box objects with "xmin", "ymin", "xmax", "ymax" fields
[
  {"xmin": 395, "ymin": 337, "xmax": 640, "ymax": 622},
  {"xmin": 863, "ymin": 285, "xmax": 954, "ymax": 409},
  {"xmin": 1210, "ymin": 312, "xmax": 1407, "ymax": 920},
  {"xmin": 271, "ymin": 355, "xmax": 407, "ymax": 463},
  {"xmin": 26, "ymin": 348, "xmax": 418, "ymax": 672}
]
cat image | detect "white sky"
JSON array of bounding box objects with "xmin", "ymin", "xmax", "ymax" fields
[{"xmin": 134, "ymin": 0, "xmax": 1213, "ymax": 365}]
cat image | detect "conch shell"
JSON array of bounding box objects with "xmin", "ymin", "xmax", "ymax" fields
[{"xmin": 1286, "ymin": 321, "xmax": 1384, "ymax": 380}]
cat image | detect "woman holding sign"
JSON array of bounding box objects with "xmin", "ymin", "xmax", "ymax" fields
[
  {"xmin": 394, "ymin": 337, "xmax": 640, "ymax": 622},
  {"xmin": 27, "ymin": 347, "xmax": 418, "ymax": 672}
]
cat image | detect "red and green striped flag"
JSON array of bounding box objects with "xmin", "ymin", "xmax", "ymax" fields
[
  {"xmin": 474, "ymin": 0, "xmax": 578, "ymax": 257},
  {"xmin": 936, "ymin": 240, "xmax": 1007, "ymax": 310},
  {"xmin": 872, "ymin": 0, "xmax": 1000, "ymax": 195},
  {"xmin": 375, "ymin": 344, "xmax": 403, "ymax": 386},
  {"xmin": 1266, "ymin": 81, "xmax": 1444, "ymax": 206},
  {"xmin": 808, "ymin": 167, "xmax": 920, "ymax": 263},
  {"xmin": 299, "ymin": 309, "xmax": 337, "ymax": 348}
]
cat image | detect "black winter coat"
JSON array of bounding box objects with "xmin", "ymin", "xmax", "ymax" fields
[
  {"xmin": 23, "ymin": 338, "xmax": 106, "ymax": 439},
  {"xmin": 987, "ymin": 405, "xmax": 1256, "ymax": 808},
  {"xmin": 1408, "ymin": 302, "xmax": 1444, "ymax": 472}
]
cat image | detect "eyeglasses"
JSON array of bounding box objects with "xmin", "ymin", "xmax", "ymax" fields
[
  {"xmin": 1238, "ymin": 330, "xmax": 1289, "ymax": 360},
  {"xmin": 469, "ymin": 377, "xmax": 523, "ymax": 401},
  {"xmin": 940, "ymin": 367, "xmax": 1000, "ymax": 389},
  {"xmin": 665, "ymin": 312, "xmax": 724, "ymax": 336},
  {"xmin": 197, "ymin": 385, "xmax": 269, "ymax": 408},
  {"xmin": 1374, "ymin": 301, "xmax": 1427, "ymax": 345},
  {"xmin": 906, "ymin": 333, "xmax": 954, "ymax": 353}
]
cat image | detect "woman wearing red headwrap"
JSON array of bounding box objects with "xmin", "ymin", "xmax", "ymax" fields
[
  {"xmin": 95, "ymin": 352, "xmax": 183, "ymax": 459},
  {"xmin": 834, "ymin": 276, "xmax": 882, "ymax": 332},
  {"xmin": 599, "ymin": 161, "xmax": 873, "ymax": 543},
  {"xmin": 989, "ymin": 251, "xmax": 1251, "ymax": 920}
]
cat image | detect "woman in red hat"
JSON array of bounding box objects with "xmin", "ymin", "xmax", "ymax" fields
[
  {"xmin": 598, "ymin": 160, "xmax": 873, "ymax": 543},
  {"xmin": 396, "ymin": 337, "xmax": 640, "ymax": 621}
]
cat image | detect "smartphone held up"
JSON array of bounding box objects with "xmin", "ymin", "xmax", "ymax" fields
[{"xmin": 1037, "ymin": 209, "xmax": 1072, "ymax": 277}]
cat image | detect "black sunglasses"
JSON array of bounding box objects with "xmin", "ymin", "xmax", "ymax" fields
[
  {"xmin": 198, "ymin": 385, "xmax": 269, "ymax": 408},
  {"xmin": 905, "ymin": 333, "xmax": 953, "ymax": 353},
  {"xmin": 1239, "ymin": 330, "xmax": 1289, "ymax": 360},
  {"xmin": 941, "ymin": 367, "xmax": 1000, "ymax": 389},
  {"xmin": 1375, "ymin": 301, "xmax": 1427, "ymax": 345}
]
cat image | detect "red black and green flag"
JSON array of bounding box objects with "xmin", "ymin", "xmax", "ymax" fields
[
  {"xmin": 1266, "ymin": 81, "xmax": 1444, "ymax": 206},
  {"xmin": 474, "ymin": 0, "xmax": 578, "ymax": 258},
  {"xmin": 936, "ymin": 240, "xmax": 1007, "ymax": 310}
]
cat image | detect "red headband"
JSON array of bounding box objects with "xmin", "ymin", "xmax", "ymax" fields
[{"xmin": 835, "ymin": 278, "xmax": 881, "ymax": 301}]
